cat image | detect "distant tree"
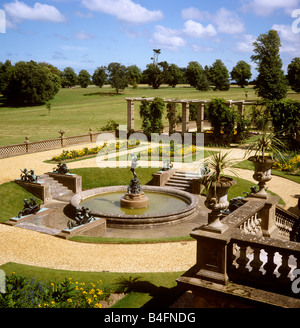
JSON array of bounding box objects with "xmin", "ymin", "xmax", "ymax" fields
[
  {"xmin": 3, "ymin": 61, "xmax": 60, "ymax": 105},
  {"xmin": 287, "ymin": 57, "xmax": 300, "ymax": 93},
  {"xmin": 0, "ymin": 60, "xmax": 13, "ymax": 95},
  {"xmin": 231, "ymin": 60, "xmax": 252, "ymax": 88},
  {"xmin": 39, "ymin": 62, "xmax": 61, "ymax": 93},
  {"xmin": 61, "ymin": 67, "xmax": 77, "ymax": 88},
  {"xmin": 186, "ymin": 61, "xmax": 202, "ymax": 87},
  {"xmin": 78, "ymin": 69, "xmax": 91, "ymax": 88},
  {"xmin": 92, "ymin": 66, "xmax": 107, "ymax": 88},
  {"xmin": 143, "ymin": 63, "xmax": 163, "ymax": 89},
  {"xmin": 107, "ymin": 62, "xmax": 128, "ymax": 94},
  {"xmin": 251, "ymin": 30, "xmax": 287, "ymax": 100},
  {"xmin": 165, "ymin": 63, "xmax": 183, "ymax": 88},
  {"xmin": 127, "ymin": 65, "xmax": 142, "ymax": 85},
  {"xmin": 208, "ymin": 59, "xmax": 230, "ymax": 91}
]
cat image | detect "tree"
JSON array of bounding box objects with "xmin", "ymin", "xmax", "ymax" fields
[
  {"xmin": 166, "ymin": 63, "xmax": 183, "ymax": 88},
  {"xmin": 0, "ymin": 60, "xmax": 13, "ymax": 95},
  {"xmin": 208, "ymin": 60, "xmax": 230, "ymax": 91},
  {"xmin": 287, "ymin": 57, "xmax": 300, "ymax": 93},
  {"xmin": 3, "ymin": 61, "xmax": 60, "ymax": 105},
  {"xmin": 92, "ymin": 66, "xmax": 107, "ymax": 88},
  {"xmin": 78, "ymin": 70, "xmax": 91, "ymax": 88},
  {"xmin": 185, "ymin": 61, "xmax": 203, "ymax": 87},
  {"xmin": 231, "ymin": 60, "xmax": 252, "ymax": 88},
  {"xmin": 61, "ymin": 67, "xmax": 77, "ymax": 88},
  {"xmin": 251, "ymin": 30, "xmax": 287, "ymax": 100},
  {"xmin": 107, "ymin": 62, "xmax": 128, "ymax": 94},
  {"xmin": 127, "ymin": 65, "xmax": 142, "ymax": 86},
  {"xmin": 143, "ymin": 63, "xmax": 163, "ymax": 89}
]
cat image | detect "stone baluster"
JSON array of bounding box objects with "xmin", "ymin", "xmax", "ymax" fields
[
  {"xmin": 263, "ymin": 247, "xmax": 277, "ymax": 280},
  {"xmin": 236, "ymin": 243, "xmax": 249, "ymax": 274},
  {"xmin": 249, "ymin": 247, "xmax": 263, "ymax": 277},
  {"xmin": 278, "ymin": 252, "xmax": 292, "ymax": 284}
]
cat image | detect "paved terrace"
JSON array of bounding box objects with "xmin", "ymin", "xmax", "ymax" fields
[{"xmin": 0, "ymin": 141, "xmax": 299, "ymax": 272}]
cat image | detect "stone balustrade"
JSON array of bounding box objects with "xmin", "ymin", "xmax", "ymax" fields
[{"xmin": 177, "ymin": 195, "xmax": 300, "ymax": 307}]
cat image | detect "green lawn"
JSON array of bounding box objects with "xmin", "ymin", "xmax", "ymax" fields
[
  {"xmin": 0, "ymin": 84, "xmax": 265, "ymax": 146},
  {"xmin": 0, "ymin": 262, "xmax": 184, "ymax": 308}
]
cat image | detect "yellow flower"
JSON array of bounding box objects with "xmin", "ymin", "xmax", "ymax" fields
[
  {"xmin": 94, "ymin": 303, "xmax": 102, "ymax": 308},
  {"xmin": 67, "ymin": 299, "xmax": 72, "ymax": 303}
]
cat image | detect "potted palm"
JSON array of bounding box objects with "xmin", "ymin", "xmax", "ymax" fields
[
  {"xmin": 245, "ymin": 132, "xmax": 285, "ymax": 198},
  {"xmin": 201, "ymin": 151, "xmax": 238, "ymax": 233}
]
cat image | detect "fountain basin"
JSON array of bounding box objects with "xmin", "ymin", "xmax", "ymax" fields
[{"xmin": 70, "ymin": 185, "xmax": 198, "ymax": 228}]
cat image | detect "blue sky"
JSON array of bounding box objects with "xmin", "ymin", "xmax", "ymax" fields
[{"xmin": 1, "ymin": 0, "xmax": 300, "ymax": 76}]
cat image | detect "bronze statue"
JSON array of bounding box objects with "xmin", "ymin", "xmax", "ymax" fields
[
  {"xmin": 17, "ymin": 197, "xmax": 41, "ymax": 218},
  {"xmin": 53, "ymin": 162, "xmax": 70, "ymax": 174},
  {"xmin": 20, "ymin": 168, "xmax": 38, "ymax": 183},
  {"xmin": 67, "ymin": 207, "xmax": 95, "ymax": 229}
]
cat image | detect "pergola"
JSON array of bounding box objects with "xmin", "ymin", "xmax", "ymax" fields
[{"xmin": 126, "ymin": 97, "xmax": 253, "ymax": 133}]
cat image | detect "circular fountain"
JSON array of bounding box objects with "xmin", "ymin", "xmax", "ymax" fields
[
  {"xmin": 71, "ymin": 185, "xmax": 198, "ymax": 228},
  {"xmin": 70, "ymin": 154, "xmax": 198, "ymax": 228}
]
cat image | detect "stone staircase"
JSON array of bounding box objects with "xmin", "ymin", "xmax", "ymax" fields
[
  {"xmin": 38, "ymin": 173, "xmax": 74, "ymax": 201},
  {"xmin": 165, "ymin": 170, "xmax": 202, "ymax": 192}
]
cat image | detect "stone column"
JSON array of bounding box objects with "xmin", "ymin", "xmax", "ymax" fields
[
  {"xmin": 126, "ymin": 99, "xmax": 135, "ymax": 132},
  {"xmin": 237, "ymin": 101, "xmax": 245, "ymax": 117},
  {"xmin": 182, "ymin": 102, "xmax": 189, "ymax": 133},
  {"xmin": 196, "ymin": 102, "xmax": 205, "ymax": 132},
  {"xmin": 167, "ymin": 103, "xmax": 176, "ymax": 135}
]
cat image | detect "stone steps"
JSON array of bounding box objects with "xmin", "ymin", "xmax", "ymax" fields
[
  {"xmin": 165, "ymin": 170, "xmax": 201, "ymax": 192},
  {"xmin": 38, "ymin": 174, "xmax": 74, "ymax": 200}
]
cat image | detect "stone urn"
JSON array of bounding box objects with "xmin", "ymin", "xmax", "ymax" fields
[
  {"xmin": 203, "ymin": 177, "xmax": 237, "ymax": 233},
  {"xmin": 248, "ymin": 156, "xmax": 274, "ymax": 199}
]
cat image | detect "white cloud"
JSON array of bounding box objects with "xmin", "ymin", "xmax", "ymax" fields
[
  {"xmin": 4, "ymin": 1, "xmax": 66, "ymax": 23},
  {"xmin": 75, "ymin": 30, "xmax": 94, "ymax": 40},
  {"xmin": 183, "ymin": 20, "xmax": 217, "ymax": 38},
  {"xmin": 241, "ymin": 0, "xmax": 299, "ymax": 16},
  {"xmin": 272, "ymin": 24, "xmax": 300, "ymax": 55},
  {"xmin": 181, "ymin": 7, "xmax": 244, "ymax": 35},
  {"xmin": 81, "ymin": 0, "xmax": 163, "ymax": 24},
  {"xmin": 236, "ymin": 34, "xmax": 256, "ymax": 53},
  {"xmin": 151, "ymin": 25, "xmax": 186, "ymax": 51},
  {"xmin": 192, "ymin": 44, "xmax": 214, "ymax": 52},
  {"xmin": 214, "ymin": 8, "xmax": 245, "ymax": 34},
  {"xmin": 181, "ymin": 7, "xmax": 211, "ymax": 21}
]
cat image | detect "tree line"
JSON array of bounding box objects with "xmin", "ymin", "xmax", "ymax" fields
[{"xmin": 0, "ymin": 30, "xmax": 300, "ymax": 105}]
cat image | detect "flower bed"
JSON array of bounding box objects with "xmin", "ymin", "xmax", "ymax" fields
[
  {"xmin": 0, "ymin": 272, "xmax": 114, "ymax": 308},
  {"xmin": 51, "ymin": 141, "xmax": 139, "ymax": 162},
  {"xmin": 273, "ymin": 154, "xmax": 300, "ymax": 174},
  {"xmin": 139, "ymin": 144, "xmax": 197, "ymax": 159}
]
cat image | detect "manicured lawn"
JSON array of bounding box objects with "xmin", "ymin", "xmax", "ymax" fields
[
  {"xmin": 0, "ymin": 182, "xmax": 42, "ymax": 223},
  {"xmin": 0, "ymin": 85, "xmax": 263, "ymax": 146},
  {"xmin": 0, "ymin": 262, "xmax": 184, "ymax": 308}
]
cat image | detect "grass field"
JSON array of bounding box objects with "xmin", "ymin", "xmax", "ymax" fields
[{"xmin": 2, "ymin": 84, "xmax": 299, "ymax": 147}]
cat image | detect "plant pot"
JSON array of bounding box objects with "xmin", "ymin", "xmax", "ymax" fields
[
  {"xmin": 248, "ymin": 156, "xmax": 274, "ymax": 199},
  {"xmin": 203, "ymin": 177, "xmax": 237, "ymax": 233}
]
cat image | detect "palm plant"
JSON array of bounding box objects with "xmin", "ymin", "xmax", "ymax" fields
[
  {"xmin": 245, "ymin": 132, "xmax": 285, "ymax": 162},
  {"xmin": 202, "ymin": 151, "xmax": 238, "ymax": 185}
]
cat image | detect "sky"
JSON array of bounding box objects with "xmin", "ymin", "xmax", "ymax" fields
[{"xmin": 0, "ymin": 0, "xmax": 300, "ymax": 77}]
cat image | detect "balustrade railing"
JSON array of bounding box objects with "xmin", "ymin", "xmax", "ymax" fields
[{"xmin": 228, "ymin": 231, "xmax": 300, "ymax": 296}]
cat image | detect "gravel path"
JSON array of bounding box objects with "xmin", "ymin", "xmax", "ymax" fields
[{"xmin": 0, "ymin": 142, "xmax": 299, "ymax": 272}]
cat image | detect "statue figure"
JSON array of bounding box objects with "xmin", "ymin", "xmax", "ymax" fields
[
  {"xmin": 67, "ymin": 206, "xmax": 95, "ymax": 229},
  {"xmin": 17, "ymin": 197, "xmax": 41, "ymax": 218},
  {"xmin": 162, "ymin": 160, "xmax": 173, "ymax": 171},
  {"xmin": 53, "ymin": 162, "xmax": 70, "ymax": 174},
  {"xmin": 130, "ymin": 153, "xmax": 138, "ymax": 179},
  {"xmin": 20, "ymin": 168, "xmax": 38, "ymax": 183}
]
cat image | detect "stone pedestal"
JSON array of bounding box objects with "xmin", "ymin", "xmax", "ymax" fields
[{"xmin": 120, "ymin": 192, "xmax": 149, "ymax": 209}]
